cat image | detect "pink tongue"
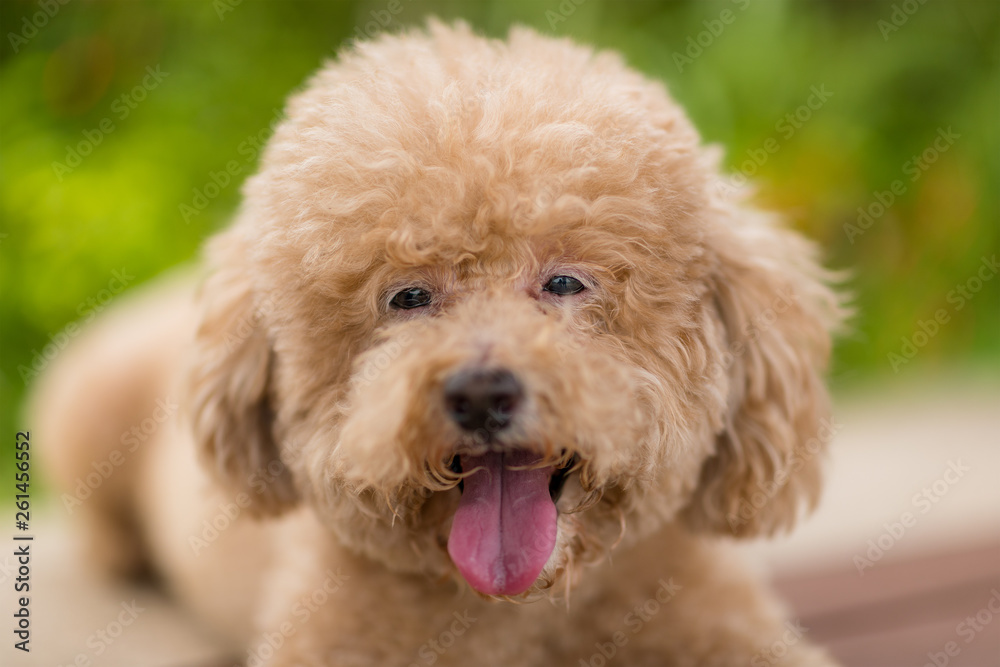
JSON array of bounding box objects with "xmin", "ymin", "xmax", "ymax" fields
[{"xmin": 447, "ymin": 450, "xmax": 557, "ymax": 596}]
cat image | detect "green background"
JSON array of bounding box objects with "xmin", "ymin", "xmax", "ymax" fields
[{"xmin": 1, "ymin": 0, "xmax": 998, "ymax": 489}]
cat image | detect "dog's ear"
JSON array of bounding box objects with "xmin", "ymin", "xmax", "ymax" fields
[
  {"xmin": 186, "ymin": 233, "xmax": 298, "ymax": 516},
  {"xmin": 682, "ymin": 207, "xmax": 843, "ymax": 537}
]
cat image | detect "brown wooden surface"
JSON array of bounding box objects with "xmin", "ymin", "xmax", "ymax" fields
[{"xmin": 776, "ymin": 541, "xmax": 1000, "ymax": 666}]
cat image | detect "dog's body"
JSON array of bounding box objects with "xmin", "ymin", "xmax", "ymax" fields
[{"xmin": 37, "ymin": 23, "xmax": 843, "ymax": 666}]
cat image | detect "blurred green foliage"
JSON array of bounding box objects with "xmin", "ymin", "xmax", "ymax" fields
[{"xmin": 1, "ymin": 0, "xmax": 998, "ymax": 480}]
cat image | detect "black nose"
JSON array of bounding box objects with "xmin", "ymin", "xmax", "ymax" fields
[{"xmin": 443, "ymin": 368, "xmax": 523, "ymax": 434}]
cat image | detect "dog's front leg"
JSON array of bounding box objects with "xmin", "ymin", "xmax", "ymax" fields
[{"xmin": 246, "ymin": 525, "xmax": 476, "ymax": 667}]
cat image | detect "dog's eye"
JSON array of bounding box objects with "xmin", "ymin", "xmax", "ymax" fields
[
  {"xmin": 543, "ymin": 275, "xmax": 585, "ymax": 296},
  {"xmin": 390, "ymin": 287, "xmax": 432, "ymax": 310}
]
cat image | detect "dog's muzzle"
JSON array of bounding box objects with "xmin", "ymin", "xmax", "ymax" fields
[{"xmin": 441, "ymin": 367, "xmax": 563, "ymax": 597}]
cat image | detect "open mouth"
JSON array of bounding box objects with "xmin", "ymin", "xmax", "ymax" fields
[
  {"xmin": 449, "ymin": 451, "xmax": 576, "ymax": 502},
  {"xmin": 445, "ymin": 449, "xmax": 576, "ymax": 597}
]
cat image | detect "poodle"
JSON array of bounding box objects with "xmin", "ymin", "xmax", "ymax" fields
[{"xmin": 36, "ymin": 21, "xmax": 844, "ymax": 666}]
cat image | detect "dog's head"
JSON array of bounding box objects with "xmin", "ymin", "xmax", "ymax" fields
[{"xmin": 187, "ymin": 22, "xmax": 842, "ymax": 599}]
